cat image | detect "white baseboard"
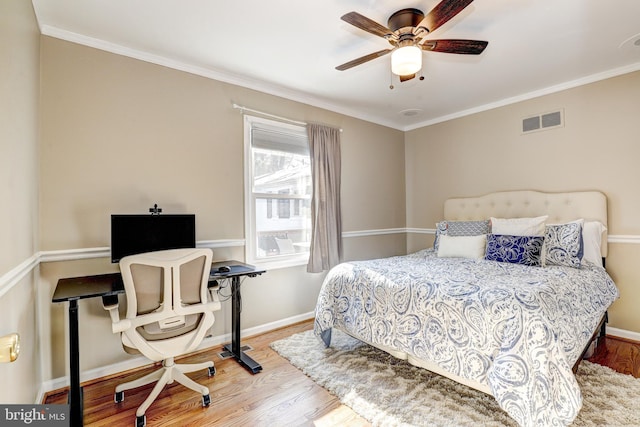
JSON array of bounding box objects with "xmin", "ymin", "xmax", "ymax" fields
[
  {"xmin": 36, "ymin": 311, "xmax": 315, "ymax": 404},
  {"xmin": 607, "ymin": 326, "xmax": 640, "ymax": 343},
  {"xmin": 35, "ymin": 313, "xmax": 638, "ymax": 404}
]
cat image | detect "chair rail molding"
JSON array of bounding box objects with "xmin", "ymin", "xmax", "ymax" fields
[
  {"xmin": 2, "ymin": 231, "xmax": 638, "ymax": 300},
  {"xmin": 0, "ymin": 254, "xmax": 39, "ymax": 299},
  {"xmin": 607, "ymin": 235, "xmax": 640, "ymax": 244},
  {"xmin": 342, "ymin": 228, "xmax": 406, "ymax": 238},
  {"xmin": 406, "ymin": 228, "xmax": 640, "ymax": 244}
]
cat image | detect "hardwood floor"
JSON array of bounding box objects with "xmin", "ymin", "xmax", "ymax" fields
[
  {"xmin": 588, "ymin": 335, "xmax": 640, "ymax": 378},
  {"xmin": 44, "ymin": 320, "xmax": 640, "ymax": 427},
  {"xmin": 44, "ymin": 321, "xmax": 368, "ymax": 427}
]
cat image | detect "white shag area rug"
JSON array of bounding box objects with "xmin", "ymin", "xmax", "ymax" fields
[{"xmin": 270, "ymin": 329, "xmax": 640, "ymax": 427}]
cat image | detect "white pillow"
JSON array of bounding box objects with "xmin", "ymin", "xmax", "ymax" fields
[
  {"xmin": 582, "ymin": 221, "xmax": 607, "ymax": 266},
  {"xmin": 437, "ymin": 234, "xmax": 487, "ymax": 259},
  {"xmin": 490, "ymin": 215, "xmax": 548, "ymax": 236}
]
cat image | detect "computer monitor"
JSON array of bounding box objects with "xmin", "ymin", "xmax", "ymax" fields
[{"xmin": 110, "ymin": 214, "xmax": 196, "ymax": 263}]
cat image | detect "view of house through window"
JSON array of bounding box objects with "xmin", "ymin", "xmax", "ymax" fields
[{"xmin": 244, "ymin": 115, "xmax": 311, "ymax": 264}]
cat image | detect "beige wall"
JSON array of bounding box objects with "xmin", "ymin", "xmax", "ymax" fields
[
  {"xmin": 405, "ymin": 71, "xmax": 640, "ymax": 333},
  {"xmin": 39, "ymin": 37, "xmax": 406, "ymax": 378},
  {"xmin": 0, "ymin": 0, "xmax": 41, "ymax": 403}
]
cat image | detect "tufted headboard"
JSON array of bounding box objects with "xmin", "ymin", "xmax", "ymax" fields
[{"xmin": 443, "ymin": 190, "xmax": 608, "ymax": 257}]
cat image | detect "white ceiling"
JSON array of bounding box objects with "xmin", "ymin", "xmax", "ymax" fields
[{"xmin": 31, "ymin": 0, "xmax": 640, "ymax": 131}]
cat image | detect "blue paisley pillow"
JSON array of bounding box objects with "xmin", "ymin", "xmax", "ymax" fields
[
  {"xmin": 544, "ymin": 220, "xmax": 584, "ymax": 268},
  {"xmin": 485, "ymin": 234, "xmax": 544, "ymax": 267}
]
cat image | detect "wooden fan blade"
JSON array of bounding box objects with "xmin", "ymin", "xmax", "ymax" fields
[
  {"xmin": 341, "ymin": 12, "xmax": 393, "ymax": 39},
  {"xmin": 417, "ymin": 0, "xmax": 474, "ymax": 33},
  {"xmin": 399, "ymin": 74, "xmax": 416, "ymax": 82},
  {"xmin": 335, "ymin": 49, "xmax": 392, "ymax": 71},
  {"xmin": 421, "ymin": 39, "xmax": 488, "ymax": 54}
]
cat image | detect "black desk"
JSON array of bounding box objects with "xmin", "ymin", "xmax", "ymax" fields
[
  {"xmin": 209, "ymin": 260, "xmax": 266, "ymax": 374},
  {"xmin": 52, "ymin": 273, "xmax": 124, "ymax": 427},
  {"xmin": 52, "ymin": 260, "xmax": 265, "ymax": 425}
]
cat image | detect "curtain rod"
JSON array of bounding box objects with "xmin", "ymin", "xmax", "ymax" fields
[{"xmin": 232, "ymin": 103, "xmax": 342, "ymax": 132}]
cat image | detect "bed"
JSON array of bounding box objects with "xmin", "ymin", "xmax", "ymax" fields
[{"xmin": 314, "ymin": 190, "xmax": 619, "ymax": 427}]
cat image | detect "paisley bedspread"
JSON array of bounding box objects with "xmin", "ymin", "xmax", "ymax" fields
[{"xmin": 313, "ymin": 249, "xmax": 619, "ymax": 427}]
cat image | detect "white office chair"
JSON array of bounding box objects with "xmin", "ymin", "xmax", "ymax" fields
[{"xmin": 103, "ymin": 248, "xmax": 221, "ymax": 427}]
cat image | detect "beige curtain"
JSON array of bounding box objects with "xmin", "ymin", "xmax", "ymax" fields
[{"xmin": 307, "ymin": 124, "xmax": 342, "ymax": 273}]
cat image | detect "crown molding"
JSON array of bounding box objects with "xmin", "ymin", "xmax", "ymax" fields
[
  {"xmin": 39, "ymin": 26, "xmax": 640, "ymax": 133},
  {"xmin": 404, "ymin": 61, "xmax": 640, "ymax": 131},
  {"xmin": 39, "ymin": 25, "xmax": 401, "ymax": 131}
]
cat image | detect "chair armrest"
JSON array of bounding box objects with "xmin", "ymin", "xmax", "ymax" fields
[
  {"xmin": 110, "ymin": 318, "xmax": 132, "ymax": 334},
  {"xmin": 101, "ymin": 298, "xmax": 132, "ymax": 333},
  {"xmin": 102, "ymin": 298, "xmax": 120, "ymax": 321},
  {"xmin": 101, "ymin": 294, "xmax": 119, "ymax": 307}
]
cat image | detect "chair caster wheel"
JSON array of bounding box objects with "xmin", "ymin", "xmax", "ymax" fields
[
  {"xmin": 115, "ymin": 391, "xmax": 124, "ymax": 403},
  {"xmin": 136, "ymin": 415, "xmax": 146, "ymax": 427},
  {"xmin": 208, "ymin": 366, "xmax": 216, "ymax": 377},
  {"xmin": 202, "ymin": 394, "xmax": 211, "ymax": 407}
]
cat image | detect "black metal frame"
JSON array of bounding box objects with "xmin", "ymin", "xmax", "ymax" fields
[
  {"xmin": 209, "ymin": 261, "xmax": 266, "ymax": 374},
  {"xmin": 52, "ymin": 273, "xmax": 125, "ymax": 426},
  {"xmin": 221, "ymin": 275, "xmax": 263, "ymax": 373},
  {"xmin": 572, "ymin": 311, "xmax": 608, "ymax": 373}
]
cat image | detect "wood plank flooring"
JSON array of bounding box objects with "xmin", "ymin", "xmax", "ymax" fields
[
  {"xmin": 589, "ymin": 335, "xmax": 640, "ymax": 378},
  {"xmin": 44, "ymin": 320, "xmax": 640, "ymax": 426}
]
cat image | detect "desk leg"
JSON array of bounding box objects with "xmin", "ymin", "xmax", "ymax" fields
[
  {"xmin": 68, "ymin": 300, "xmax": 84, "ymax": 426},
  {"xmin": 222, "ymin": 276, "xmax": 262, "ymax": 374}
]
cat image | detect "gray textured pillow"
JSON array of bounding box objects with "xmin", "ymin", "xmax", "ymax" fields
[{"xmin": 434, "ymin": 220, "xmax": 490, "ymax": 250}]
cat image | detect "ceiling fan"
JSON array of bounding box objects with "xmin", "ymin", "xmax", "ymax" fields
[{"xmin": 336, "ymin": 0, "xmax": 488, "ymax": 83}]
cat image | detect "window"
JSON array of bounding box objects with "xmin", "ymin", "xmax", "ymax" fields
[{"xmin": 244, "ymin": 115, "xmax": 311, "ymax": 267}]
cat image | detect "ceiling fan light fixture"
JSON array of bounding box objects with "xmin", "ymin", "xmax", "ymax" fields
[{"xmin": 391, "ymin": 45, "xmax": 422, "ymax": 76}]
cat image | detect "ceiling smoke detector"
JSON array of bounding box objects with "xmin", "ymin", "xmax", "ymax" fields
[{"xmin": 399, "ymin": 108, "xmax": 422, "ymax": 117}]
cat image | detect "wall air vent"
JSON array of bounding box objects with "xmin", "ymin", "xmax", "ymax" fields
[{"xmin": 521, "ymin": 109, "xmax": 564, "ymax": 134}]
